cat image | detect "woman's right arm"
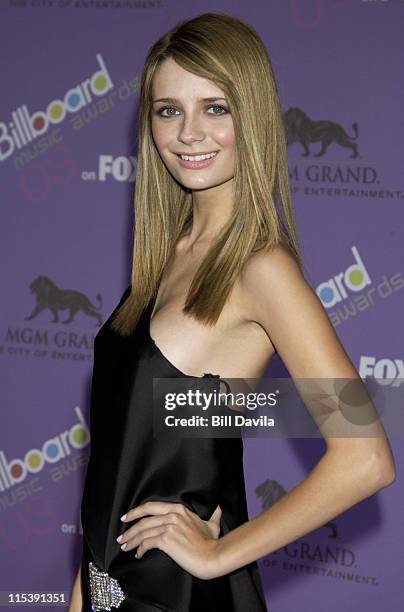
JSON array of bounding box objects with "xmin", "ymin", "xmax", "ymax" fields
[{"xmin": 67, "ymin": 563, "xmax": 82, "ymax": 612}]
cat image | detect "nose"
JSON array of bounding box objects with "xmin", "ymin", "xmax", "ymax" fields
[{"xmin": 177, "ymin": 113, "xmax": 205, "ymax": 145}]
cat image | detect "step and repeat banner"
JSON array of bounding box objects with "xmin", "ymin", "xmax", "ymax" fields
[{"xmin": 1, "ymin": 1, "xmax": 402, "ymax": 611}]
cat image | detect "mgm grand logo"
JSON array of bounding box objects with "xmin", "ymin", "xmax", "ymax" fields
[
  {"xmin": 256, "ymin": 478, "xmax": 370, "ymax": 578},
  {"xmin": 25, "ymin": 276, "xmax": 103, "ymax": 327},
  {"xmin": 257, "ymin": 478, "xmax": 338, "ymax": 540},
  {"xmin": 3, "ymin": 277, "xmax": 103, "ymax": 360},
  {"xmin": 282, "ymin": 107, "xmax": 380, "ymax": 189},
  {"xmin": 283, "ymin": 107, "xmax": 358, "ymax": 159}
]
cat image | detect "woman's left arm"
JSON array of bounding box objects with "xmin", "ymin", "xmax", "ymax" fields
[{"xmin": 209, "ymin": 244, "xmax": 396, "ymax": 579}]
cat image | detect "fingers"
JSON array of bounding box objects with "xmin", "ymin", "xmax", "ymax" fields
[
  {"xmin": 120, "ymin": 525, "xmax": 167, "ymax": 553},
  {"xmin": 118, "ymin": 512, "xmax": 181, "ymax": 545},
  {"xmin": 121, "ymin": 500, "xmax": 188, "ymax": 523},
  {"xmin": 135, "ymin": 532, "xmax": 172, "ymax": 559},
  {"xmin": 209, "ymin": 504, "xmax": 222, "ymax": 522},
  {"xmin": 117, "ymin": 514, "xmax": 164, "ymax": 543}
]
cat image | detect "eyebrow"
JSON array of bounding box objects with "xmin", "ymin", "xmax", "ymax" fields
[{"xmin": 152, "ymin": 97, "xmax": 227, "ymax": 104}]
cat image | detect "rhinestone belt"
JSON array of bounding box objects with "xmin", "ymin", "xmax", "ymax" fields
[{"xmin": 88, "ymin": 561, "xmax": 126, "ymax": 611}]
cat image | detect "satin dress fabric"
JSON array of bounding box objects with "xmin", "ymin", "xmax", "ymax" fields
[{"xmin": 80, "ymin": 286, "xmax": 268, "ymax": 611}]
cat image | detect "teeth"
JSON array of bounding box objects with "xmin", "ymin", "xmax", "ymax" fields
[{"xmin": 180, "ymin": 151, "xmax": 217, "ymax": 161}]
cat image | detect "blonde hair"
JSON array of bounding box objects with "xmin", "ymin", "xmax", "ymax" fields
[{"xmin": 111, "ymin": 12, "xmax": 303, "ymax": 336}]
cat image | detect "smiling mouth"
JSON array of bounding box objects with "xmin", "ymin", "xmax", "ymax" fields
[{"xmin": 176, "ymin": 151, "xmax": 218, "ymax": 161}]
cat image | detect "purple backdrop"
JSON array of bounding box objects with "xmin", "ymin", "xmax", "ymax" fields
[{"xmin": 1, "ymin": 1, "xmax": 402, "ymax": 611}]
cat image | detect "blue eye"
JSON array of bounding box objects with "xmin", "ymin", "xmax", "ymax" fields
[
  {"xmin": 157, "ymin": 106, "xmax": 180, "ymax": 118},
  {"xmin": 207, "ymin": 105, "xmax": 228, "ymax": 115},
  {"xmin": 156, "ymin": 104, "xmax": 228, "ymax": 118}
]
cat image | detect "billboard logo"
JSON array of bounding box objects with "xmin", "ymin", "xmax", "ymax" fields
[
  {"xmin": 0, "ymin": 406, "xmax": 89, "ymax": 490},
  {"xmin": 0, "ymin": 53, "xmax": 113, "ymax": 163},
  {"xmin": 316, "ymin": 246, "xmax": 371, "ymax": 308}
]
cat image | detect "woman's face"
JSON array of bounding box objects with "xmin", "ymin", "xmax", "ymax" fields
[{"xmin": 150, "ymin": 57, "xmax": 236, "ymax": 192}]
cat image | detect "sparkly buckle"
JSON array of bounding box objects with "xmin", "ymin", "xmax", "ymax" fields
[{"xmin": 88, "ymin": 561, "xmax": 126, "ymax": 611}]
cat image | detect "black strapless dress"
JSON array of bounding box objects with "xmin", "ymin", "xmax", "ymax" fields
[{"xmin": 80, "ymin": 286, "xmax": 268, "ymax": 611}]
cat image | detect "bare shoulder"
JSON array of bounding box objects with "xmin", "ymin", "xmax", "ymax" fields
[
  {"xmin": 239, "ymin": 243, "xmax": 305, "ymax": 322},
  {"xmin": 240, "ymin": 242, "xmax": 302, "ymax": 295},
  {"xmin": 239, "ymin": 243, "xmax": 358, "ymax": 379}
]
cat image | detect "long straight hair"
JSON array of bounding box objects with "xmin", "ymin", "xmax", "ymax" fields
[{"xmin": 111, "ymin": 12, "xmax": 303, "ymax": 336}]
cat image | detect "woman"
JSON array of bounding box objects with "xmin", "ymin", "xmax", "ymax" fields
[{"xmin": 69, "ymin": 12, "xmax": 396, "ymax": 612}]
